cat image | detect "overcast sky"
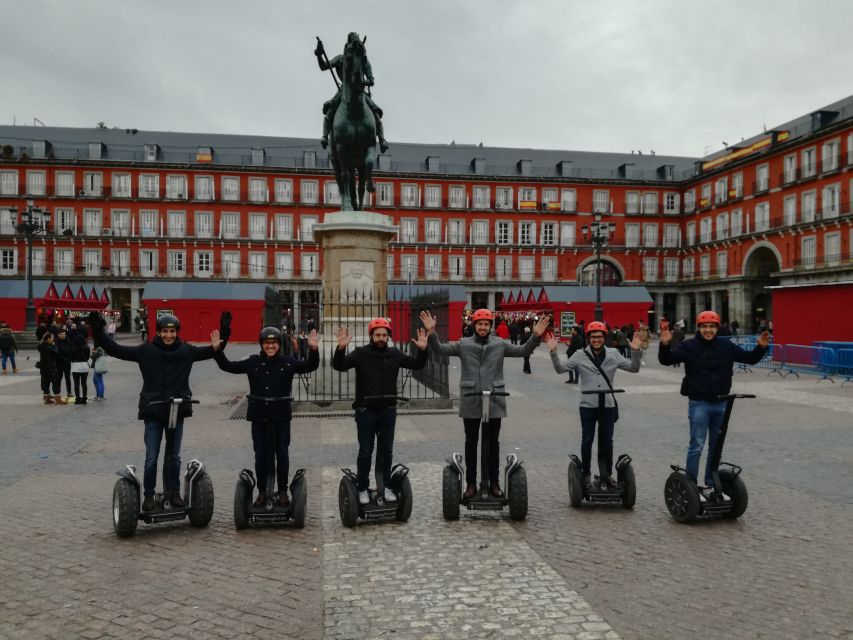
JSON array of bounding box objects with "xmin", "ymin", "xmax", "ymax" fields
[{"xmin": 4, "ymin": 0, "xmax": 852, "ymax": 158}]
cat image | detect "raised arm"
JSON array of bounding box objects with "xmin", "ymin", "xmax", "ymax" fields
[
  {"xmin": 618, "ymin": 333, "xmax": 644, "ymax": 372},
  {"xmin": 399, "ymin": 328, "xmax": 429, "ymax": 370},
  {"xmin": 294, "ymin": 330, "xmax": 320, "ymax": 373},
  {"xmin": 545, "ymin": 333, "xmax": 574, "ymax": 374},
  {"xmin": 657, "ymin": 325, "xmax": 685, "ymax": 366},
  {"xmin": 331, "ymin": 326, "xmax": 356, "ymax": 371},
  {"xmin": 733, "ymin": 331, "xmax": 770, "ymax": 365},
  {"xmin": 420, "ymin": 310, "xmax": 461, "ymax": 356}
]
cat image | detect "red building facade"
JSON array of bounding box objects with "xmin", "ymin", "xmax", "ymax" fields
[{"xmin": 1, "ymin": 96, "xmax": 851, "ymax": 336}]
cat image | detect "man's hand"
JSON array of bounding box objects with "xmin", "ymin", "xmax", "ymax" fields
[
  {"xmin": 219, "ymin": 311, "xmax": 232, "ymax": 343},
  {"xmin": 307, "ymin": 329, "xmax": 319, "ymax": 350},
  {"xmin": 411, "ymin": 328, "xmax": 428, "ymax": 350},
  {"xmin": 210, "ymin": 329, "xmax": 224, "ymax": 351},
  {"xmin": 532, "ymin": 315, "xmax": 551, "ymax": 337},
  {"xmin": 544, "ymin": 333, "xmax": 559, "ymax": 352},
  {"xmin": 419, "ymin": 310, "xmax": 437, "ymax": 334},
  {"xmin": 629, "ymin": 333, "xmax": 643, "ymax": 350},
  {"xmin": 87, "ymin": 312, "xmax": 106, "ymax": 335},
  {"xmin": 757, "ymin": 331, "xmax": 771, "ymax": 348},
  {"xmin": 659, "ymin": 326, "xmax": 672, "ymax": 346},
  {"xmin": 336, "ymin": 326, "xmax": 351, "ymax": 350}
]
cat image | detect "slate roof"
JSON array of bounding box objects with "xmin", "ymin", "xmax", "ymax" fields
[{"xmin": 141, "ymin": 281, "xmax": 268, "ymax": 301}]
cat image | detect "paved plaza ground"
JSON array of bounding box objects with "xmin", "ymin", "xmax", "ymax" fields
[{"xmin": 0, "ymin": 335, "xmax": 851, "ymax": 639}]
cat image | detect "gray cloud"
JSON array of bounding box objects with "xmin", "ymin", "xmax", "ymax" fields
[{"xmin": 3, "ymin": 0, "xmax": 852, "ymax": 157}]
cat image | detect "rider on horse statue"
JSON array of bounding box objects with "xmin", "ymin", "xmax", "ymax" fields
[{"xmin": 315, "ymin": 32, "xmax": 389, "ymax": 154}]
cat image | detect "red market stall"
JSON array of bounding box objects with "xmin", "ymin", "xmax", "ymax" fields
[
  {"xmin": 141, "ymin": 281, "xmax": 268, "ymax": 343},
  {"xmin": 768, "ymin": 281, "xmax": 853, "ymax": 345},
  {"xmin": 0, "ymin": 280, "xmax": 110, "ymax": 330}
]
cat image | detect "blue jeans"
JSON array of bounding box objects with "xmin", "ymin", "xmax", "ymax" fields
[
  {"xmin": 686, "ymin": 400, "xmax": 727, "ymax": 486},
  {"xmin": 578, "ymin": 406, "xmax": 616, "ymax": 477},
  {"xmin": 143, "ymin": 419, "xmax": 184, "ymax": 497},
  {"xmin": 1, "ymin": 351, "xmax": 15, "ymax": 370},
  {"xmin": 251, "ymin": 420, "xmax": 291, "ymax": 494},
  {"xmin": 355, "ymin": 407, "xmax": 396, "ymax": 491},
  {"xmin": 93, "ymin": 372, "xmax": 105, "ymax": 398}
]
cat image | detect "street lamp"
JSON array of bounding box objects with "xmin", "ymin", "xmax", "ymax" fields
[
  {"xmin": 581, "ymin": 213, "xmax": 616, "ymax": 322},
  {"xmin": 8, "ymin": 199, "xmax": 51, "ymax": 330}
]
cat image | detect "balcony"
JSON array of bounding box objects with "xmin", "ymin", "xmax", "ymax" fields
[{"xmin": 819, "ymin": 154, "xmax": 841, "ymax": 176}]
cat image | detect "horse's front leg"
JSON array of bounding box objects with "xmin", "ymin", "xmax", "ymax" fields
[{"xmin": 363, "ymin": 146, "xmax": 376, "ymax": 194}]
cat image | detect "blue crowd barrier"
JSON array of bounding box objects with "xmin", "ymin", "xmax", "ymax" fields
[
  {"xmin": 837, "ymin": 349, "xmax": 853, "ymax": 385},
  {"xmin": 780, "ymin": 344, "xmax": 836, "ymax": 382},
  {"xmin": 731, "ymin": 337, "xmax": 783, "ymax": 375}
]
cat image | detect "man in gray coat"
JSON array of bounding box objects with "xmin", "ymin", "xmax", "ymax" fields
[
  {"xmin": 420, "ymin": 309, "xmax": 550, "ymax": 499},
  {"xmin": 545, "ymin": 321, "xmax": 642, "ymax": 490}
]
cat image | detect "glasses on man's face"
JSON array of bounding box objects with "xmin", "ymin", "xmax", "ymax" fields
[{"xmin": 589, "ymin": 334, "xmax": 605, "ymax": 340}]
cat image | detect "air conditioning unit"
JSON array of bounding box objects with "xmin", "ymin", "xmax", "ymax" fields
[
  {"xmin": 78, "ymin": 189, "xmax": 87, "ymax": 197},
  {"xmin": 496, "ymin": 202, "xmax": 504, "ymax": 209},
  {"xmin": 103, "ymin": 229, "xmax": 112, "ymax": 236},
  {"xmin": 176, "ymin": 193, "xmax": 184, "ymax": 199}
]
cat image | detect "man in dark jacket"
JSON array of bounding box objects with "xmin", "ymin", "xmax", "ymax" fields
[
  {"xmin": 90, "ymin": 311, "xmax": 224, "ymax": 511},
  {"xmin": 659, "ymin": 310, "xmax": 770, "ymax": 489},
  {"xmin": 0, "ymin": 323, "xmax": 18, "ymax": 374},
  {"xmin": 211, "ymin": 325, "xmax": 319, "ymax": 506},
  {"xmin": 332, "ymin": 317, "xmax": 428, "ymax": 505},
  {"xmin": 54, "ymin": 328, "xmax": 75, "ymax": 400}
]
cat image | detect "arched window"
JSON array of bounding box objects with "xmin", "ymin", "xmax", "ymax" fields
[{"xmin": 580, "ymin": 260, "xmax": 622, "ymax": 286}]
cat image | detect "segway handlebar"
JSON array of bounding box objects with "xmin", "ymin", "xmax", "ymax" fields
[
  {"xmin": 582, "ymin": 389, "xmax": 625, "ymax": 395},
  {"xmin": 464, "ymin": 390, "xmax": 510, "ymax": 397},
  {"xmin": 145, "ymin": 397, "xmax": 200, "ymax": 407},
  {"xmin": 363, "ymin": 394, "xmax": 410, "ymax": 402},
  {"xmin": 247, "ymin": 395, "xmax": 293, "ymax": 402},
  {"xmin": 717, "ymin": 393, "xmax": 756, "ymax": 400}
]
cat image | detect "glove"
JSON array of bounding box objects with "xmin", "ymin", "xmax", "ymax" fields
[{"xmin": 219, "ymin": 311, "xmax": 233, "ymax": 343}]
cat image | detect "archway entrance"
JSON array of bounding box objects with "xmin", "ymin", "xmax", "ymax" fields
[
  {"xmin": 580, "ymin": 260, "xmax": 622, "ymax": 286},
  {"xmin": 743, "ymin": 246, "xmax": 781, "ymax": 332}
]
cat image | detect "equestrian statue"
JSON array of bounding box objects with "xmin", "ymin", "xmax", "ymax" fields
[{"xmin": 315, "ymin": 33, "xmax": 389, "ymax": 211}]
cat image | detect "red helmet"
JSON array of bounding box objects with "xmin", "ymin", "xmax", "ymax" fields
[
  {"xmin": 367, "ymin": 317, "xmax": 392, "ymax": 336},
  {"xmin": 471, "ymin": 308, "xmax": 494, "ymax": 323},
  {"xmin": 586, "ymin": 321, "xmax": 608, "ymax": 335},
  {"xmin": 696, "ymin": 311, "xmax": 721, "ymax": 326}
]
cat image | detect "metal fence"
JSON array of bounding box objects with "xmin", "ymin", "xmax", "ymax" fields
[
  {"xmin": 778, "ymin": 345, "xmax": 836, "ymax": 381},
  {"xmin": 288, "ymin": 288, "xmax": 452, "ymax": 410},
  {"xmin": 837, "ymin": 349, "xmax": 853, "ymax": 385}
]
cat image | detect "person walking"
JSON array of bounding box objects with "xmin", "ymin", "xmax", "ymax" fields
[
  {"xmin": 420, "ymin": 309, "xmax": 549, "ymax": 499},
  {"xmin": 658, "ymin": 311, "xmax": 770, "ymax": 491},
  {"xmin": 37, "ymin": 332, "xmax": 67, "ymax": 404},
  {"xmin": 0, "ymin": 323, "xmax": 18, "ymax": 374}
]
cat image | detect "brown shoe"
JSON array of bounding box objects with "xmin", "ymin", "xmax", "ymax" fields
[
  {"xmin": 254, "ymin": 493, "xmax": 266, "ymax": 507},
  {"xmin": 54, "ymin": 395, "xmax": 68, "ymax": 405},
  {"xmin": 463, "ymin": 483, "xmax": 477, "ymax": 499},
  {"xmin": 43, "ymin": 394, "xmax": 54, "ymax": 404},
  {"xmin": 277, "ymin": 490, "xmax": 290, "ymax": 507},
  {"xmin": 490, "ymin": 482, "xmax": 504, "ymax": 498}
]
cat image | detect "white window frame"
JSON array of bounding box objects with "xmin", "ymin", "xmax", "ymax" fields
[
  {"xmin": 642, "ymin": 257, "xmax": 658, "ymax": 282},
  {"xmin": 222, "ymin": 176, "xmax": 240, "ymax": 201},
  {"xmin": 194, "ymin": 211, "xmax": 213, "ymax": 239},
  {"xmin": 139, "ymin": 174, "xmax": 160, "ymax": 199},
  {"xmin": 275, "ymin": 214, "xmax": 293, "ymax": 241},
  {"xmin": 449, "ymin": 255, "xmax": 465, "ymax": 280},
  {"xmin": 495, "ymin": 256, "xmax": 512, "ymax": 281},
  {"xmin": 55, "ymin": 248, "xmax": 73, "ymax": 276},
  {"xmin": 167, "ymin": 210, "xmax": 185, "ymax": 238},
  {"xmin": 401, "ymin": 184, "xmax": 418, "ymax": 208},
  {"xmin": 664, "ymin": 192, "xmax": 679, "ymax": 214},
  {"xmin": 167, "ymin": 250, "xmax": 186, "ymax": 276},
  {"xmin": 138, "ymin": 249, "xmax": 156, "ymax": 276},
  {"xmin": 83, "ymin": 209, "xmax": 102, "ymax": 236},
  {"xmin": 560, "ymin": 188, "xmax": 576, "ymax": 213},
  {"xmin": 625, "ymin": 223, "xmax": 640, "ymax": 248},
  {"xmin": 472, "ymin": 186, "xmax": 490, "ymax": 210},
  {"xmin": 471, "ymin": 220, "xmax": 488, "ymax": 245},
  {"xmin": 754, "ymin": 202, "xmax": 770, "ymax": 232},
  {"xmin": 300, "ymin": 215, "xmax": 318, "ymax": 242},
  {"xmin": 222, "ymin": 251, "xmax": 240, "ymax": 278},
  {"xmin": 496, "ymin": 221, "xmax": 513, "ymax": 245},
  {"xmin": 55, "ymin": 171, "xmax": 75, "ymax": 197},
  {"xmin": 540, "ymin": 221, "xmax": 556, "ymax": 246},
  {"xmin": 248, "ymin": 177, "xmax": 268, "ymax": 203},
  {"xmin": 274, "ymin": 178, "xmax": 293, "ymax": 203},
  {"xmin": 166, "ymin": 175, "xmax": 187, "ymax": 199},
  {"xmin": 0, "ymin": 248, "xmax": 17, "ymax": 275},
  {"xmin": 518, "ymin": 256, "xmax": 535, "ymax": 281},
  {"xmin": 643, "ymin": 223, "xmax": 658, "ymax": 247},
  {"xmin": 275, "ymin": 253, "xmax": 293, "ymax": 279},
  {"xmin": 112, "ymin": 173, "xmax": 131, "ymax": 198},
  {"xmin": 194, "ymin": 251, "xmax": 213, "ymax": 278},
  {"xmin": 716, "ymin": 251, "xmax": 728, "ymax": 277},
  {"xmin": 801, "ymin": 235, "xmax": 816, "ymax": 268},
  {"xmin": 663, "ymin": 224, "xmax": 680, "ymax": 247},
  {"xmin": 301, "ymin": 253, "xmax": 319, "ymax": 279},
  {"xmin": 559, "ymin": 222, "xmax": 575, "ymax": 247},
  {"xmin": 824, "ymin": 232, "xmax": 841, "ymax": 266},
  {"xmin": 496, "ymin": 187, "xmax": 513, "ymax": 210},
  {"xmin": 801, "ymin": 147, "xmax": 816, "ymax": 178},
  {"xmin": 541, "ymin": 256, "xmax": 557, "ymax": 281},
  {"xmin": 26, "ymin": 170, "xmax": 46, "ymax": 196},
  {"xmin": 519, "ymin": 221, "xmax": 535, "ymax": 246},
  {"xmin": 449, "ymin": 185, "xmax": 466, "ymax": 209},
  {"xmin": 221, "ymin": 212, "xmax": 240, "ymax": 239},
  {"xmin": 0, "ymin": 170, "xmax": 18, "ymax": 196},
  {"xmin": 663, "ymin": 257, "xmax": 679, "ymax": 282},
  {"xmin": 376, "ymin": 182, "xmax": 393, "ymax": 206},
  {"xmin": 248, "ymin": 252, "xmax": 267, "ymax": 279},
  {"xmin": 324, "ymin": 181, "xmax": 341, "ymax": 206},
  {"xmin": 424, "ymin": 219, "xmax": 441, "ymax": 244},
  {"xmin": 111, "ymin": 249, "xmax": 130, "ymax": 277},
  {"xmin": 783, "ymin": 196, "xmax": 797, "ymax": 226},
  {"xmin": 249, "ymin": 213, "xmax": 267, "ymax": 240},
  {"xmin": 801, "ymin": 190, "xmax": 816, "ymax": 223},
  {"xmin": 110, "ymin": 209, "xmax": 130, "ymax": 236},
  {"xmin": 425, "ymin": 255, "xmax": 441, "ymax": 280},
  {"xmin": 425, "ymin": 185, "xmax": 441, "ymax": 208},
  {"xmin": 194, "ymin": 175, "xmax": 214, "ymax": 201},
  {"xmin": 400, "ymin": 218, "xmax": 418, "ymax": 243}
]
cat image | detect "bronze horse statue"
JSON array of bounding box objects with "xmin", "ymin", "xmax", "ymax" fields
[{"xmin": 329, "ymin": 38, "xmax": 377, "ymax": 211}]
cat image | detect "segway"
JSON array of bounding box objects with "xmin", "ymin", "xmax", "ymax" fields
[
  {"xmin": 664, "ymin": 393, "xmax": 754, "ymax": 523},
  {"xmin": 567, "ymin": 389, "xmax": 636, "ymax": 509},
  {"xmin": 442, "ymin": 389, "xmax": 528, "ymax": 521},
  {"xmin": 112, "ymin": 398, "xmax": 214, "ymax": 537},
  {"xmin": 338, "ymin": 396, "xmax": 413, "ymax": 527},
  {"xmin": 233, "ymin": 396, "xmax": 308, "ymax": 530}
]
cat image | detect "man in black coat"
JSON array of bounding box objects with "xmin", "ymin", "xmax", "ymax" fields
[
  {"xmin": 211, "ymin": 325, "xmax": 319, "ymax": 506},
  {"xmin": 90, "ymin": 311, "xmax": 225, "ymax": 511},
  {"xmin": 659, "ymin": 310, "xmax": 770, "ymax": 490},
  {"xmin": 332, "ymin": 318, "xmax": 428, "ymax": 505}
]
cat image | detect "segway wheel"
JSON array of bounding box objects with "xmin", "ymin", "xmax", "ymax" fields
[
  {"xmin": 338, "ymin": 476, "xmax": 359, "ymax": 528},
  {"xmin": 291, "ymin": 476, "xmax": 308, "ymax": 529},
  {"xmin": 112, "ymin": 477, "xmax": 139, "ymax": 538},
  {"xmin": 442, "ymin": 465, "xmax": 461, "ymax": 521},
  {"xmin": 567, "ymin": 461, "xmax": 583, "ymax": 508},
  {"xmin": 188, "ymin": 471, "xmax": 214, "ymax": 527},
  {"xmin": 664, "ymin": 471, "xmax": 700, "ymax": 523},
  {"xmin": 233, "ymin": 479, "xmax": 251, "ymax": 530},
  {"xmin": 719, "ymin": 468, "xmax": 748, "ymax": 520},
  {"xmin": 395, "ymin": 475, "xmax": 413, "ymax": 523},
  {"xmin": 619, "ymin": 464, "xmax": 636, "ymax": 509},
  {"xmin": 507, "ymin": 467, "xmax": 528, "ymax": 521}
]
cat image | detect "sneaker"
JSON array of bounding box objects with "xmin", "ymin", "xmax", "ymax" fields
[
  {"xmin": 254, "ymin": 493, "xmax": 267, "ymax": 507},
  {"xmin": 169, "ymin": 493, "xmax": 186, "ymax": 509},
  {"xmin": 142, "ymin": 496, "xmax": 157, "ymax": 512},
  {"xmin": 463, "ymin": 483, "xmax": 477, "ymax": 499},
  {"xmin": 383, "ymin": 487, "xmax": 397, "ymax": 502},
  {"xmin": 490, "ymin": 482, "xmax": 504, "ymax": 498},
  {"xmin": 277, "ymin": 490, "xmax": 290, "ymax": 506},
  {"xmin": 358, "ymin": 490, "xmax": 370, "ymax": 505}
]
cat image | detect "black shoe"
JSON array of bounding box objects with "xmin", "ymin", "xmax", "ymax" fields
[
  {"xmin": 169, "ymin": 492, "xmax": 186, "ymax": 509},
  {"xmin": 489, "ymin": 482, "xmax": 504, "ymax": 498},
  {"xmin": 603, "ymin": 475, "xmax": 619, "ymax": 490},
  {"xmin": 142, "ymin": 496, "xmax": 157, "ymax": 512},
  {"xmin": 463, "ymin": 483, "xmax": 477, "ymax": 499},
  {"xmin": 582, "ymin": 474, "xmax": 592, "ymax": 490}
]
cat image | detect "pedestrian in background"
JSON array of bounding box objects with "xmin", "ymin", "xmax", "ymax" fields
[
  {"xmin": 37, "ymin": 333, "xmax": 67, "ymax": 405},
  {"xmin": 54, "ymin": 328, "xmax": 75, "ymax": 401},
  {"xmin": 90, "ymin": 345, "xmax": 107, "ymax": 400},
  {"xmin": 70, "ymin": 333, "xmax": 91, "ymax": 404},
  {"xmin": 0, "ymin": 322, "xmax": 18, "ymax": 374}
]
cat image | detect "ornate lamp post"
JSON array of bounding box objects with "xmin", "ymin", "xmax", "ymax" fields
[
  {"xmin": 582, "ymin": 213, "xmax": 616, "ymax": 322},
  {"xmin": 9, "ymin": 200, "xmax": 51, "ymax": 330}
]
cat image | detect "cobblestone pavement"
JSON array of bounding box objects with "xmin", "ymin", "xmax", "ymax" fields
[{"xmin": 0, "ymin": 338, "xmax": 851, "ymax": 639}]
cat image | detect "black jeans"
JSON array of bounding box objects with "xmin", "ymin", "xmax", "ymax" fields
[
  {"xmin": 72, "ymin": 372, "xmax": 88, "ymax": 400},
  {"xmin": 60, "ymin": 361, "xmax": 72, "ymax": 395},
  {"xmin": 578, "ymin": 406, "xmax": 616, "ymax": 477},
  {"xmin": 355, "ymin": 406, "xmax": 397, "ymax": 491},
  {"xmin": 40, "ymin": 369, "xmax": 60, "ymax": 395},
  {"xmin": 463, "ymin": 417, "xmax": 502, "ymax": 485},
  {"xmin": 251, "ymin": 419, "xmax": 291, "ymax": 494}
]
